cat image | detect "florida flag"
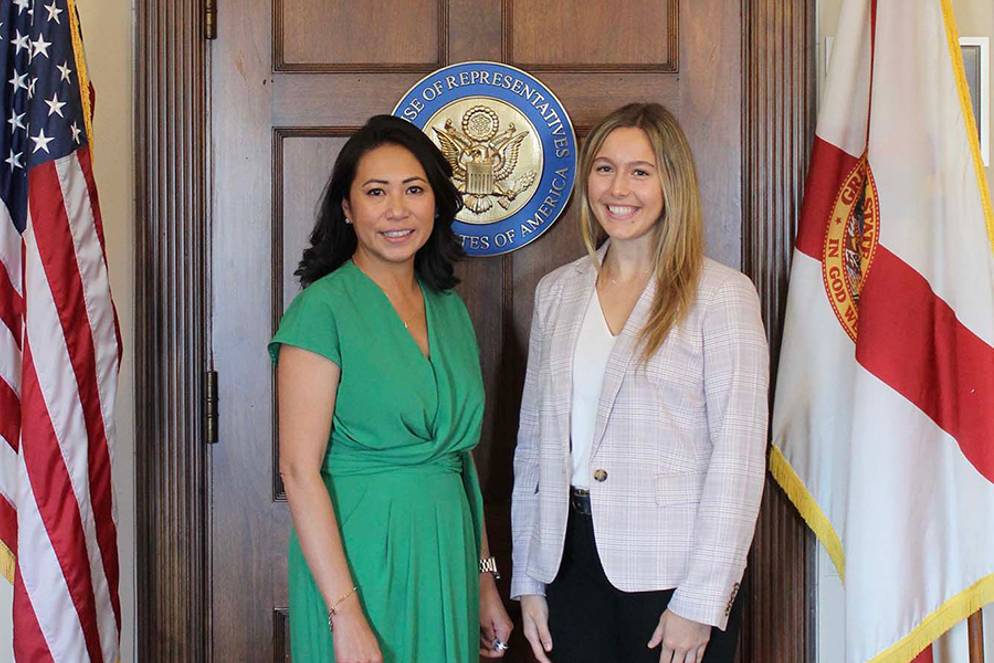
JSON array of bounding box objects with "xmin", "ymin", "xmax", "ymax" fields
[{"xmin": 770, "ymin": 0, "xmax": 994, "ymax": 661}]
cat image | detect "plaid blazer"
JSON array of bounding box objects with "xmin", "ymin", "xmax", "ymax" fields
[{"xmin": 510, "ymin": 246, "xmax": 769, "ymax": 629}]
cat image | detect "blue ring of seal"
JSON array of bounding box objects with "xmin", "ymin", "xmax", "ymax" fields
[{"xmin": 393, "ymin": 61, "xmax": 577, "ymax": 257}]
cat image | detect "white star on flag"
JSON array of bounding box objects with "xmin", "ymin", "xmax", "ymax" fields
[
  {"xmin": 31, "ymin": 34, "xmax": 52, "ymax": 59},
  {"xmin": 7, "ymin": 111, "xmax": 26, "ymax": 131},
  {"xmin": 12, "ymin": 29, "xmax": 29, "ymax": 53},
  {"xmin": 70, "ymin": 122, "xmax": 82, "ymax": 144},
  {"xmin": 44, "ymin": 1, "xmax": 63, "ymax": 23},
  {"xmin": 5, "ymin": 149, "xmax": 22, "ymax": 170},
  {"xmin": 45, "ymin": 92, "xmax": 67, "ymax": 117},
  {"xmin": 27, "ymin": 77, "xmax": 36, "ymax": 100},
  {"xmin": 57, "ymin": 61, "xmax": 72, "ymax": 82},
  {"xmin": 13, "ymin": 0, "xmax": 29, "ymax": 15},
  {"xmin": 8, "ymin": 70, "xmax": 27, "ymax": 92},
  {"xmin": 31, "ymin": 127, "xmax": 55, "ymax": 153}
]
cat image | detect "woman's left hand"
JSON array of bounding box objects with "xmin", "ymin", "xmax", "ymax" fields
[
  {"xmin": 479, "ymin": 573, "xmax": 514, "ymax": 658},
  {"xmin": 648, "ymin": 609, "xmax": 711, "ymax": 663}
]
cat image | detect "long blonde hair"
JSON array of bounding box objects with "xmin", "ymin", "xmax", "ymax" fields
[{"xmin": 577, "ymin": 103, "xmax": 704, "ymax": 363}]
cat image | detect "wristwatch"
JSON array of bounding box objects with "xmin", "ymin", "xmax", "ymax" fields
[{"xmin": 479, "ymin": 556, "xmax": 501, "ymax": 580}]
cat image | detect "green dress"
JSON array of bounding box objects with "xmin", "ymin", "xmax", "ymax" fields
[{"xmin": 268, "ymin": 261, "xmax": 485, "ymax": 662}]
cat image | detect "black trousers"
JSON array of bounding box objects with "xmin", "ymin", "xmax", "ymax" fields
[{"xmin": 545, "ymin": 506, "xmax": 743, "ymax": 663}]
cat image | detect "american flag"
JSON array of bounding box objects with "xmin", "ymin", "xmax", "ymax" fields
[{"xmin": 0, "ymin": 0, "xmax": 122, "ymax": 661}]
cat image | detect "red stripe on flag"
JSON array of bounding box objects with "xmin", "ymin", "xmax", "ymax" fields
[
  {"xmin": 0, "ymin": 262, "xmax": 22, "ymax": 349},
  {"xmin": 13, "ymin": 562, "xmax": 57, "ymax": 663},
  {"xmin": 29, "ymin": 160, "xmax": 121, "ymax": 629},
  {"xmin": 0, "ymin": 494, "xmax": 15, "ymax": 553},
  {"xmin": 0, "ymin": 377, "xmax": 18, "ymax": 452},
  {"xmin": 857, "ymin": 246, "xmax": 994, "ymax": 482},
  {"xmin": 20, "ymin": 340, "xmax": 104, "ymax": 660},
  {"xmin": 76, "ymin": 148, "xmax": 122, "ymax": 365},
  {"xmin": 796, "ymin": 137, "xmax": 861, "ymax": 261},
  {"xmin": 912, "ymin": 646, "xmax": 934, "ymax": 663}
]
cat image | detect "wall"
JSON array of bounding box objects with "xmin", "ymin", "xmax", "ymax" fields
[
  {"xmin": 815, "ymin": 1, "xmax": 994, "ymax": 662},
  {"xmin": 0, "ymin": 0, "xmax": 135, "ymax": 661}
]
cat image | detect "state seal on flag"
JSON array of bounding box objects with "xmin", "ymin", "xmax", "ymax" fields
[
  {"xmin": 393, "ymin": 62, "xmax": 577, "ymax": 256},
  {"xmin": 822, "ymin": 156, "xmax": 880, "ymax": 341}
]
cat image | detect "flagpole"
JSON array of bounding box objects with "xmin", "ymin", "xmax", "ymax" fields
[{"xmin": 968, "ymin": 610, "xmax": 985, "ymax": 663}]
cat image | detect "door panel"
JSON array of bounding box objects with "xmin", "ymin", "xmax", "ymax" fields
[
  {"xmin": 507, "ymin": 0, "xmax": 676, "ymax": 69},
  {"xmin": 274, "ymin": 0, "xmax": 446, "ymax": 71},
  {"xmin": 211, "ymin": 1, "xmax": 744, "ymax": 660},
  {"xmin": 275, "ymin": 133, "xmax": 351, "ymax": 317}
]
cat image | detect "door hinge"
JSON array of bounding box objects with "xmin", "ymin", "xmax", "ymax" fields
[
  {"xmin": 205, "ymin": 0, "xmax": 217, "ymax": 40},
  {"xmin": 205, "ymin": 370, "xmax": 219, "ymax": 444}
]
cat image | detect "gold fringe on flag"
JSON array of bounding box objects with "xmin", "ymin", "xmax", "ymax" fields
[
  {"xmin": 66, "ymin": 0, "xmax": 95, "ymax": 157},
  {"xmin": 0, "ymin": 539, "xmax": 14, "ymax": 584},
  {"xmin": 768, "ymin": 445, "xmax": 845, "ymax": 579}
]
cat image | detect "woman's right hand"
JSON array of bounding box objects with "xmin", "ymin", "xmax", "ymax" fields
[
  {"xmin": 520, "ymin": 594, "xmax": 553, "ymax": 663},
  {"xmin": 331, "ymin": 599, "xmax": 383, "ymax": 663}
]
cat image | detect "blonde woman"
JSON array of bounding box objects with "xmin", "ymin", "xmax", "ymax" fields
[{"xmin": 510, "ymin": 103, "xmax": 769, "ymax": 663}]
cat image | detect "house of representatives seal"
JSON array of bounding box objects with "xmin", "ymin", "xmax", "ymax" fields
[{"xmin": 393, "ymin": 61, "xmax": 577, "ymax": 256}]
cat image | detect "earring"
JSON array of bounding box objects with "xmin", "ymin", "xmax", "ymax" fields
[{"xmin": 345, "ymin": 217, "xmax": 352, "ymax": 225}]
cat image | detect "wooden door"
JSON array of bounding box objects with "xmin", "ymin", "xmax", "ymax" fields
[{"xmin": 210, "ymin": 1, "xmax": 745, "ymax": 660}]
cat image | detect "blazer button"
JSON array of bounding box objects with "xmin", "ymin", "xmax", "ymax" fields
[{"xmin": 593, "ymin": 469, "xmax": 608, "ymax": 482}]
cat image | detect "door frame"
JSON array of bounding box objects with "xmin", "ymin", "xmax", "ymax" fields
[{"xmin": 134, "ymin": 2, "xmax": 816, "ymax": 659}]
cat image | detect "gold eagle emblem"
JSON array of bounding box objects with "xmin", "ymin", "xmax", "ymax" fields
[{"xmin": 432, "ymin": 105, "xmax": 537, "ymax": 215}]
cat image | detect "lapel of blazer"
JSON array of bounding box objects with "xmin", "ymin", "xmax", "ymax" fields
[
  {"xmin": 589, "ymin": 264, "xmax": 656, "ymax": 459},
  {"xmin": 550, "ymin": 245, "xmax": 603, "ymax": 455}
]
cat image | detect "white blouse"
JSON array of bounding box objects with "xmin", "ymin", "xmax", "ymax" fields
[{"xmin": 569, "ymin": 290, "xmax": 618, "ymax": 489}]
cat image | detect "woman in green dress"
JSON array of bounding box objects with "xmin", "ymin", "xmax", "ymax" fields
[{"xmin": 270, "ymin": 115, "xmax": 513, "ymax": 663}]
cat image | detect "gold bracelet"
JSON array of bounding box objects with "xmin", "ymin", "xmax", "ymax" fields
[{"xmin": 326, "ymin": 585, "xmax": 359, "ymax": 632}]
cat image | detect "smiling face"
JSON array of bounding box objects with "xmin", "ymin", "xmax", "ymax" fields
[
  {"xmin": 342, "ymin": 143, "xmax": 436, "ymax": 269},
  {"xmin": 586, "ymin": 126, "xmax": 665, "ymax": 247}
]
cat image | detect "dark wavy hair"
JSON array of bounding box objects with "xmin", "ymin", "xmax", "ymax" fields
[{"xmin": 295, "ymin": 114, "xmax": 465, "ymax": 289}]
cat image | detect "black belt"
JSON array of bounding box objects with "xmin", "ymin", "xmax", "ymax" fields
[{"xmin": 570, "ymin": 487, "xmax": 591, "ymax": 515}]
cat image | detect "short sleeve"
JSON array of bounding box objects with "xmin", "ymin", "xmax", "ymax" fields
[{"xmin": 268, "ymin": 284, "xmax": 341, "ymax": 366}]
